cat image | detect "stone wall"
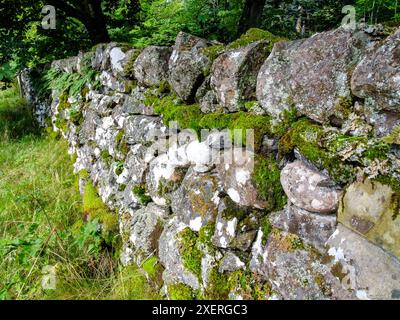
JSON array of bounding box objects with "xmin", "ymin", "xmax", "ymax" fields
[{"xmin": 21, "ymin": 26, "xmax": 400, "ymax": 300}]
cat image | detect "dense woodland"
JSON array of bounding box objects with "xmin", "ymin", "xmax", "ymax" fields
[{"xmin": 1, "ymin": 0, "xmax": 399, "ymax": 83}]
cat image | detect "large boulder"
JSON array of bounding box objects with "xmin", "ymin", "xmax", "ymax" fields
[
  {"xmin": 257, "ymin": 28, "xmax": 374, "ymax": 123},
  {"xmin": 134, "ymin": 46, "xmax": 172, "ymax": 87},
  {"xmin": 338, "ymin": 179, "xmax": 400, "ymax": 260},
  {"xmin": 210, "ymin": 41, "xmax": 271, "ymax": 112},
  {"xmin": 280, "ymin": 161, "xmax": 341, "ymax": 214},
  {"xmin": 327, "ymin": 224, "xmax": 400, "ymax": 300},
  {"xmin": 168, "ymin": 32, "xmax": 214, "ymax": 102},
  {"xmin": 351, "ymin": 27, "xmax": 400, "ymax": 112}
]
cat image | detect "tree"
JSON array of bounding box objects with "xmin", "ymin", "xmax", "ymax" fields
[{"xmin": 238, "ymin": 0, "xmax": 267, "ymax": 35}]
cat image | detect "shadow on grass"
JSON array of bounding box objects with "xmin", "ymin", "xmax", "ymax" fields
[{"xmin": 0, "ymin": 86, "xmax": 41, "ymax": 141}]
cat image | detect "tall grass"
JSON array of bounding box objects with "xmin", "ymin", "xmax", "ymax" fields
[{"xmin": 0, "ymin": 86, "xmax": 159, "ymax": 300}]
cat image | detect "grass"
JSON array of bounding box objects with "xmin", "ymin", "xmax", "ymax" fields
[{"xmin": 0, "ymin": 85, "xmax": 159, "ymax": 300}]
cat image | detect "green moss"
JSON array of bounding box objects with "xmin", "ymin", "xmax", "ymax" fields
[
  {"xmin": 227, "ymin": 28, "xmax": 284, "ymax": 50},
  {"xmin": 115, "ymin": 130, "xmax": 129, "ymax": 158},
  {"xmin": 363, "ymin": 143, "xmax": 391, "ymax": 161},
  {"xmin": 168, "ymin": 283, "xmax": 196, "ymax": 300},
  {"xmin": 123, "ymin": 49, "xmax": 141, "ymax": 78},
  {"xmin": 198, "ymin": 223, "xmax": 215, "ymax": 250},
  {"xmin": 383, "ymin": 126, "xmax": 400, "ymax": 145},
  {"xmin": 201, "ymin": 44, "xmax": 225, "ymax": 61},
  {"xmin": 142, "ymin": 256, "xmax": 159, "ymax": 278},
  {"xmin": 157, "ymin": 80, "xmax": 171, "ymax": 95},
  {"xmin": 374, "ymin": 175, "xmax": 400, "ymax": 193},
  {"xmin": 260, "ymin": 216, "xmax": 272, "ymax": 246},
  {"xmin": 271, "ymin": 107, "xmax": 298, "ymax": 138},
  {"xmin": 100, "ymin": 149, "xmax": 113, "ymax": 166},
  {"xmin": 227, "ymin": 270, "xmax": 272, "ymax": 300},
  {"xmin": 83, "ymin": 182, "xmax": 118, "ymax": 238},
  {"xmin": 253, "ymin": 155, "xmax": 287, "ymax": 211},
  {"xmin": 244, "ymin": 100, "xmax": 259, "ymax": 111},
  {"xmin": 69, "ymin": 108, "xmax": 84, "ymax": 126},
  {"xmin": 220, "ymin": 197, "xmax": 248, "ymax": 221},
  {"xmin": 132, "ymin": 184, "xmax": 152, "ymax": 205},
  {"xmin": 154, "ymin": 96, "xmax": 204, "ymax": 132},
  {"xmin": 178, "ymin": 228, "xmax": 203, "ymax": 280},
  {"xmin": 115, "ymin": 161, "xmax": 124, "ymax": 176},
  {"xmin": 200, "ymin": 111, "xmax": 272, "ymax": 150},
  {"xmin": 78, "ymin": 169, "xmax": 90, "ymax": 180},
  {"xmin": 204, "ymin": 268, "xmax": 230, "ymax": 300},
  {"xmin": 280, "ymin": 118, "xmax": 356, "ymax": 184},
  {"xmin": 333, "ymin": 96, "xmax": 353, "ymax": 121}
]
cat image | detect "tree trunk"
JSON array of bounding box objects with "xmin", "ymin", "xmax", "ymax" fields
[
  {"xmin": 81, "ymin": 0, "xmax": 110, "ymax": 44},
  {"xmin": 238, "ymin": 0, "xmax": 267, "ymax": 36}
]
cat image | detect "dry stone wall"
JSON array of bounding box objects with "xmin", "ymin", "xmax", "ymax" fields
[{"xmin": 21, "ymin": 26, "xmax": 400, "ymax": 300}]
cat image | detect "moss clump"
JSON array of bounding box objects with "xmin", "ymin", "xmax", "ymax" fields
[
  {"xmin": 198, "ymin": 223, "xmax": 215, "ymax": 250},
  {"xmin": 280, "ymin": 118, "xmax": 356, "ymax": 184},
  {"xmin": 227, "ymin": 270, "xmax": 272, "ymax": 300},
  {"xmin": 333, "ymin": 96, "xmax": 353, "ymax": 121},
  {"xmin": 83, "ymin": 182, "xmax": 118, "ymax": 239},
  {"xmin": 122, "ymin": 49, "xmax": 142, "ymax": 78},
  {"xmin": 168, "ymin": 283, "xmax": 196, "ymax": 300},
  {"xmin": 115, "ymin": 130, "xmax": 129, "ymax": 158},
  {"xmin": 204, "ymin": 268, "xmax": 230, "ymax": 300},
  {"xmin": 200, "ymin": 111, "xmax": 272, "ymax": 150},
  {"xmin": 260, "ymin": 216, "xmax": 272, "ymax": 246},
  {"xmin": 78, "ymin": 169, "xmax": 90, "ymax": 180},
  {"xmin": 374, "ymin": 175, "xmax": 400, "ymax": 194},
  {"xmin": 201, "ymin": 44, "xmax": 225, "ymax": 60},
  {"xmin": 178, "ymin": 228, "xmax": 203, "ymax": 280},
  {"xmin": 363, "ymin": 142, "xmax": 391, "ymax": 161},
  {"xmin": 154, "ymin": 96, "xmax": 204, "ymax": 132},
  {"xmin": 100, "ymin": 149, "xmax": 113, "ymax": 166},
  {"xmin": 132, "ymin": 184, "xmax": 152, "ymax": 205},
  {"xmin": 253, "ymin": 155, "xmax": 287, "ymax": 211},
  {"xmin": 69, "ymin": 108, "xmax": 84, "ymax": 126},
  {"xmin": 220, "ymin": 197, "xmax": 248, "ymax": 221},
  {"xmin": 115, "ymin": 161, "xmax": 124, "ymax": 176},
  {"xmin": 227, "ymin": 28, "xmax": 284, "ymax": 50}
]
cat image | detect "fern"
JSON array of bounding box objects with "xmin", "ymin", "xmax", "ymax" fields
[{"xmin": 383, "ymin": 126, "xmax": 400, "ymax": 145}]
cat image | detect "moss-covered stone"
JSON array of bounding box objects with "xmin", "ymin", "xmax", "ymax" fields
[
  {"xmin": 167, "ymin": 283, "xmax": 196, "ymax": 300},
  {"xmin": 132, "ymin": 184, "xmax": 152, "ymax": 205},
  {"xmin": 279, "ymin": 118, "xmax": 356, "ymax": 184},
  {"xmin": 83, "ymin": 182, "xmax": 118, "ymax": 241},
  {"xmin": 227, "ymin": 28, "xmax": 285, "ymax": 50},
  {"xmin": 100, "ymin": 149, "xmax": 113, "ymax": 166},
  {"xmin": 252, "ymin": 155, "xmax": 287, "ymax": 211},
  {"xmin": 178, "ymin": 228, "xmax": 203, "ymax": 281}
]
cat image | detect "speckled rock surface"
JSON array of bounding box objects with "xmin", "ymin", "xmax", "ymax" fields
[
  {"xmin": 280, "ymin": 160, "xmax": 341, "ymax": 214},
  {"xmin": 134, "ymin": 46, "xmax": 172, "ymax": 87},
  {"xmin": 351, "ymin": 27, "xmax": 400, "ymax": 112},
  {"xmin": 168, "ymin": 32, "xmax": 213, "ymax": 102},
  {"xmin": 210, "ymin": 41, "xmax": 271, "ymax": 112},
  {"xmin": 327, "ymin": 224, "xmax": 400, "ymax": 300},
  {"xmin": 171, "ymin": 169, "xmax": 222, "ymax": 231},
  {"xmin": 257, "ymin": 28, "xmax": 374, "ymax": 123},
  {"xmin": 270, "ymin": 203, "xmax": 337, "ymax": 251}
]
